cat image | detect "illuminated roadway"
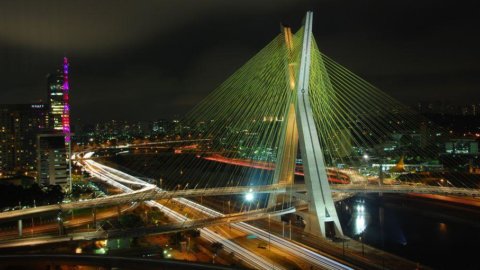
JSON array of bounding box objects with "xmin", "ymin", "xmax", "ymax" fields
[
  {"xmin": 4, "ymin": 153, "xmax": 451, "ymax": 268},
  {"xmin": 1, "ymin": 180, "xmax": 478, "ymax": 222},
  {"xmin": 80, "ymin": 157, "xmax": 353, "ymax": 270},
  {"xmin": 0, "ymin": 205, "xmax": 134, "ymax": 240},
  {"xmin": 0, "ymin": 205, "xmax": 297, "ymax": 249},
  {"xmin": 1, "ymin": 181, "xmax": 478, "ymax": 222},
  {"xmin": 83, "ymin": 159, "xmax": 290, "ymax": 270},
  {"xmin": 1, "ymin": 150, "xmax": 478, "ymax": 224}
]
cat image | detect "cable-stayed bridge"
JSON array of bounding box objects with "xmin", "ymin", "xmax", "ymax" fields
[{"xmin": 1, "ymin": 11, "xmax": 478, "ymax": 269}]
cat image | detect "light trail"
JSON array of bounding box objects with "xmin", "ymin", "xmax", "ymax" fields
[
  {"xmin": 82, "ymin": 158, "xmax": 287, "ymax": 270},
  {"xmin": 174, "ymin": 197, "xmax": 351, "ymax": 270},
  {"xmin": 82, "ymin": 158, "xmax": 352, "ymax": 270},
  {"xmin": 204, "ymin": 154, "xmax": 351, "ymax": 184}
]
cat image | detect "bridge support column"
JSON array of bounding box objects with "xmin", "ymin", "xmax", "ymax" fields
[
  {"xmin": 295, "ymin": 11, "xmax": 343, "ymax": 238},
  {"xmin": 268, "ymin": 26, "xmax": 298, "ymax": 221},
  {"xmin": 17, "ymin": 219, "xmax": 22, "ymax": 237}
]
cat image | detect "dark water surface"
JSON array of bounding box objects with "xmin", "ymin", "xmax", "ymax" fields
[{"xmin": 338, "ymin": 194, "xmax": 480, "ymax": 270}]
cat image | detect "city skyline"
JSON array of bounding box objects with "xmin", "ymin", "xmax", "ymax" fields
[
  {"xmin": 0, "ymin": 1, "xmax": 479, "ymax": 122},
  {"xmin": 1, "ymin": 6, "xmax": 480, "ymax": 269}
]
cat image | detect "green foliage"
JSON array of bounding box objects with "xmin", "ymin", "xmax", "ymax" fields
[{"xmin": 70, "ymin": 182, "xmax": 104, "ymax": 200}]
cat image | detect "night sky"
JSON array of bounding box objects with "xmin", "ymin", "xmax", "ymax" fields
[{"xmin": 0, "ymin": 0, "xmax": 479, "ymax": 123}]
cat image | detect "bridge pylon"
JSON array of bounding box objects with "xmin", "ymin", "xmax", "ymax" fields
[
  {"xmin": 267, "ymin": 25, "xmax": 298, "ymax": 209},
  {"xmin": 270, "ymin": 11, "xmax": 343, "ymax": 238}
]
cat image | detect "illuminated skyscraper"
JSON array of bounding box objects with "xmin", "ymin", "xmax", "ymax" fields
[
  {"xmin": 43, "ymin": 57, "xmax": 71, "ymax": 190},
  {"xmin": 47, "ymin": 57, "xmax": 70, "ymax": 141}
]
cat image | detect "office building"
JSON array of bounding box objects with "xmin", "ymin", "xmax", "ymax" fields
[
  {"xmin": 0, "ymin": 104, "xmax": 48, "ymax": 175},
  {"xmin": 37, "ymin": 134, "xmax": 68, "ymax": 187}
]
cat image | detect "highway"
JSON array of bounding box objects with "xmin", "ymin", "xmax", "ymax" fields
[
  {"xmin": 1, "ymin": 179, "xmax": 478, "ymax": 222},
  {"xmin": 172, "ymin": 197, "xmax": 353, "ymax": 270},
  {"xmin": 80, "ymin": 157, "xmax": 353, "ymax": 270},
  {"xmin": 0, "ymin": 205, "xmax": 133, "ymax": 240},
  {"xmin": 81, "ymin": 158, "xmax": 290, "ymax": 270},
  {"xmin": 0, "ymin": 205, "xmax": 296, "ymax": 249}
]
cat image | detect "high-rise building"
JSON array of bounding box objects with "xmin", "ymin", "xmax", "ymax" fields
[
  {"xmin": 47, "ymin": 57, "xmax": 70, "ymax": 141},
  {"xmin": 0, "ymin": 58, "xmax": 72, "ymax": 190},
  {"xmin": 36, "ymin": 134, "xmax": 68, "ymax": 187},
  {"xmin": 42, "ymin": 57, "xmax": 72, "ymax": 190},
  {"xmin": 0, "ymin": 104, "xmax": 48, "ymax": 175}
]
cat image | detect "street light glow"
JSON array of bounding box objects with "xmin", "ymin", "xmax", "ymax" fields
[{"xmin": 245, "ymin": 189, "xmax": 254, "ymax": 201}]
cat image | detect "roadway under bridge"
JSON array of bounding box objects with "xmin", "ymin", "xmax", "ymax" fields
[{"xmin": 1, "ymin": 183, "xmax": 479, "ymax": 221}]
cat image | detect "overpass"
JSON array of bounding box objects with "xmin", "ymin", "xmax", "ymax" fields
[
  {"xmin": 1, "ymin": 158, "xmax": 479, "ymax": 221},
  {"xmin": 0, "ymin": 205, "xmax": 299, "ymax": 249}
]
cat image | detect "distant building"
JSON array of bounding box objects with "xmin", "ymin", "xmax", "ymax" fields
[
  {"xmin": 445, "ymin": 138, "xmax": 479, "ymax": 155},
  {"xmin": 37, "ymin": 134, "xmax": 68, "ymax": 187},
  {"xmin": 0, "ymin": 104, "xmax": 48, "ymax": 175}
]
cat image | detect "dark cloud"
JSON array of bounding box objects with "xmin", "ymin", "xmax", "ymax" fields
[{"xmin": 0, "ymin": 0, "xmax": 479, "ymax": 123}]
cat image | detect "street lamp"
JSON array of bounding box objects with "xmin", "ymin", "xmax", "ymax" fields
[
  {"xmin": 245, "ymin": 189, "xmax": 254, "ymax": 202},
  {"xmin": 57, "ymin": 212, "xmax": 64, "ymax": 236},
  {"xmin": 245, "ymin": 189, "xmax": 255, "ymax": 212}
]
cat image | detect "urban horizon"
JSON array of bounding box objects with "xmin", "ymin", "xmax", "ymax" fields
[{"xmin": 1, "ymin": 2, "xmax": 480, "ymax": 270}]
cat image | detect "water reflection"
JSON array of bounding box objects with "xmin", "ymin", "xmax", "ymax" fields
[{"xmin": 353, "ymin": 199, "xmax": 367, "ymax": 235}]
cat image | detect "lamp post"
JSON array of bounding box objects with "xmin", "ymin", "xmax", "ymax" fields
[
  {"xmin": 31, "ymin": 200, "xmax": 36, "ymax": 235},
  {"xmin": 360, "ymin": 233, "xmax": 365, "ymax": 256},
  {"xmin": 362, "ymin": 154, "xmax": 370, "ymax": 182},
  {"xmin": 289, "ymin": 220, "xmax": 292, "ymax": 240},
  {"xmin": 268, "ymin": 214, "xmax": 271, "ymax": 250}
]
